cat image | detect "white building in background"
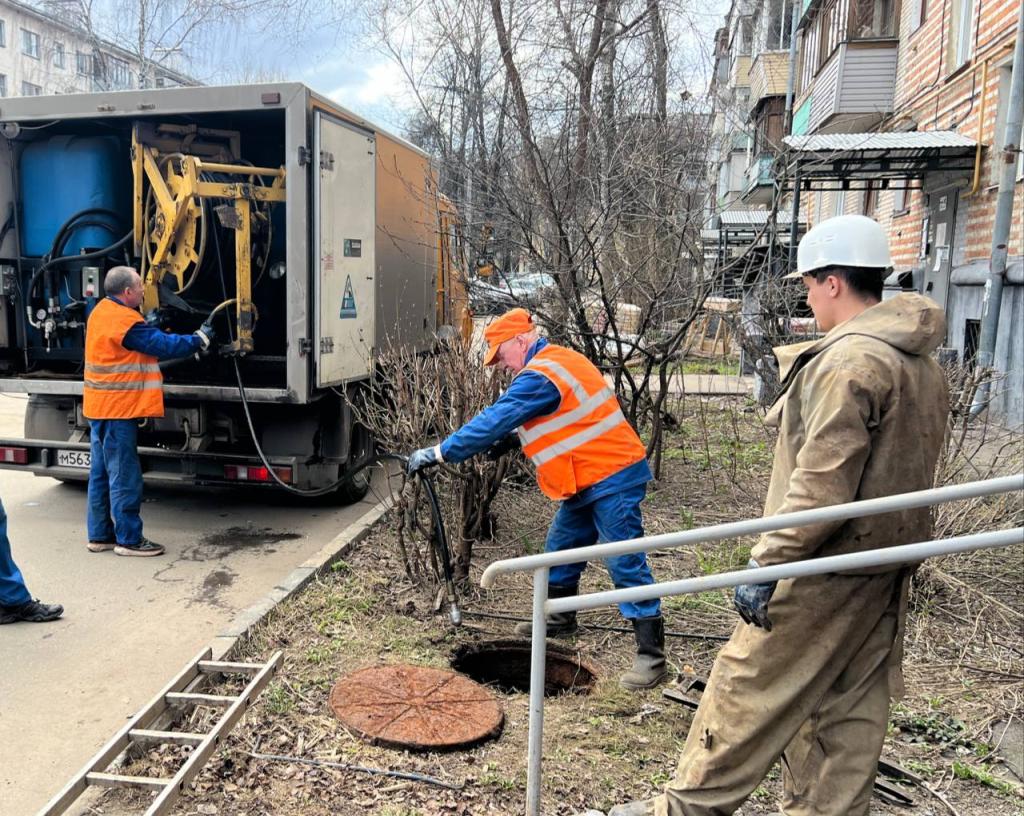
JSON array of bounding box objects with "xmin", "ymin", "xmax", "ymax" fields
[{"xmin": 0, "ymin": 0, "xmax": 195, "ymax": 99}]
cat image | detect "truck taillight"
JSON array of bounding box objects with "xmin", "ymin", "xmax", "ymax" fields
[
  {"xmin": 0, "ymin": 446, "xmax": 28, "ymax": 464},
  {"xmin": 223, "ymin": 465, "xmax": 292, "ymax": 483}
]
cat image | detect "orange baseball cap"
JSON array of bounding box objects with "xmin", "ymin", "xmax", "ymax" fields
[{"xmin": 483, "ymin": 308, "xmax": 534, "ymax": 365}]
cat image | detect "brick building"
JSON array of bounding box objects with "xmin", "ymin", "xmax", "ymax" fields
[{"xmin": 780, "ymin": 0, "xmax": 1023, "ymax": 423}]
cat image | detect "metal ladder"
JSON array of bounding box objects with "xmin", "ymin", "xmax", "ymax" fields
[{"xmin": 38, "ymin": 647, "xmax": 282, "ymax": 816}]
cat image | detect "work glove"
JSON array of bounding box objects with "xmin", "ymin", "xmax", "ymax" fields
[
  {"xmin": 407, "ymin": 446, "xmax": 441, "ymax": 476},
  {"xmin": 733, "ymin": 559, "xmax": 777, "ymax": 631},
  {"xmin": 193, "ymin": 323, "xmax": 215, "ymax": 352},
  {"xmin": 485, "ymin": 434, "xmax": 520, "ymax": 461}
]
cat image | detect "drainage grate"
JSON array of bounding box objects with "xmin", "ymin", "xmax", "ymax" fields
[{"xmin": 329, "ymin": 664, "xmax": 504, "ymax": 751}]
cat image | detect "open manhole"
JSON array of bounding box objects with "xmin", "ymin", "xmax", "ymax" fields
[
  {"xmin": 329, "ymin": 663, "xmax": 504, "ymax": 751},
  {"xmin": 451, "ymin": 639, "xmax": 598, "ymax": 696}
]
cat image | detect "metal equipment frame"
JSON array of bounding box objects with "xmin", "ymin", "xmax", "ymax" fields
[
  {"xmin": 479, "ymin": 474, "xmax": 1024, "ymax": 816},
  {"xmin": 131, "ymin": 125, "xmax": 287, "ymax": 354}
]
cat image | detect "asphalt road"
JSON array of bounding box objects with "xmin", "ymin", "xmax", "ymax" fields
[{"xmin": 0, "ymin": 394, "xmax": 386, "ymax": 816}]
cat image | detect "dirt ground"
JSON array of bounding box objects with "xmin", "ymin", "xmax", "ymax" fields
[{"xmin": 87, "ymin": 396, "xmax": 1022, "ymax": 816}]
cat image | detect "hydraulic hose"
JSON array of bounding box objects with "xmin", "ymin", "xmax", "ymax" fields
[
  {"xmin": 231, "ymin": 357, "xmax": 460, "ymax": 624},
  {"xmin": 26, "ymin": 230, "xmax": 133, "ymax": 328}
]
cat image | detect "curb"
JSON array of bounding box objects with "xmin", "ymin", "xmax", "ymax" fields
[{"xmin": 208, "ymin": 497, "xmax": 393, "ymax": 660}]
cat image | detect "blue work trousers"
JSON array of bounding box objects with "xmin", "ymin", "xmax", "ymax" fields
[
  {"xmin": 87, "ymin": 419, "xmax": 144, "ymax": 546},
  {"xmin": 0, "ymin": 498, "xmax": 32, "ymax": 606},
  {"xmin": 547, "ymin": 483, "xmax": 660, "ymax": 619}
]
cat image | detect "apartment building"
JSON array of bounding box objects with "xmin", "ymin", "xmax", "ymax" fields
[
  {"xmin": 0, "ymin": 0, "xmax": 194, "ymax": 99},
  {"xmin": 783, "ymin": 0, "xmax": 1022, "ymax": 422}
]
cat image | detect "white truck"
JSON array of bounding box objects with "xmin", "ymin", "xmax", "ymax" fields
[{"xmin": 0, "ymin": 83, "xmax": 468, "ymax": 500}]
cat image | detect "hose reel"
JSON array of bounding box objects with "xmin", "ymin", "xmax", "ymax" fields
[{"xmin": 131, "ymin": 124, "xmax": 286, "ymax": 354}]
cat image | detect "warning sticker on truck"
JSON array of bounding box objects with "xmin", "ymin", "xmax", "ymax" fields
[{"xmin": 339, "ymin": 275, "xmax": 357, "ymax": 318}]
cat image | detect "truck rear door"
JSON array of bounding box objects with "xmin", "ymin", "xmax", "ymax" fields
[{"xmin": 313, "ymin": 112, "xmax": 376, "ymax": 386}]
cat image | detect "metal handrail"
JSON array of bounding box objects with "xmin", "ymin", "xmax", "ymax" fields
[{"xmin": 478, "ymin": 474, "xmax": 1024, "ymax": 816}]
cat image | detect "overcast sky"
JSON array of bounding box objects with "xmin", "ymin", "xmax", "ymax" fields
[{"xmin": 192, "ymin": 0, "xmax": 731, "ymax": 134}]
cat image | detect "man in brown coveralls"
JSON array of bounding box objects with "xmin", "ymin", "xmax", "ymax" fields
[{"xmin": 612, "ymin": 214, "xmax": 951, "ymax": 816}]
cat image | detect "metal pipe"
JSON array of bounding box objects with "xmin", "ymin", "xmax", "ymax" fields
[
  {"xmin": 783, "ymin": 0, "xmax": 801, "ymax": 135},
  {"xmin": 480, "ymin": 474, "xmax": 1023, "ymax": 587},
  {"xmin": 549, "ymin": 527, "xmax": 1023, "ymax": 615},
  {"xmin": 788, "ymin": 161, "xmax": 802, "ymax": 271},
  {"xmin": 971, "ymin": 9, "xmax": 1024, "ymax": 417},
  {"xmin": 525, "ymin": 568, "xmax": 548, "ymax": 816},
  {"xmin": 964, "ymin": 59, "xmax": 990, "ymax": 198}
]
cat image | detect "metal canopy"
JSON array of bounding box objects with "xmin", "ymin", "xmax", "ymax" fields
[{"xmin": 782, "ymin": 130, "xmax": 978, "ymax": 190}]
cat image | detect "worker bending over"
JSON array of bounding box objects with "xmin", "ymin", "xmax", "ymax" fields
[
  {"xmin": 408, "ymin": 308, "xmax": 668, "ymax": 690},
  {"xmin": 612, "ymin": 215, "xmax": 950, "ymax": 816}
]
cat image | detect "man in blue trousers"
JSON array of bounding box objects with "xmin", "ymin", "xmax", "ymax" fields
[
  {"xmin": 0, "ymin": 499, "xmax": 62, "ymax": 624},
  {"xmin": 83, "ymin": 267, "xmax": 213, "ymax": 557},
  {"xmin": 408, "ymin": 308, "xmax": 668, "ymax": 690}
]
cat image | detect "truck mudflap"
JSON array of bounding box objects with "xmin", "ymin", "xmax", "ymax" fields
[{"xmin": 0, "ymin": 437, "xmax": 302, "ymax": 489}]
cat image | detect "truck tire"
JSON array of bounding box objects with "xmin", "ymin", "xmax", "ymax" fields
[{"xmin": 331, "ymin": 466, "xmax": 371, "ymax": 505}]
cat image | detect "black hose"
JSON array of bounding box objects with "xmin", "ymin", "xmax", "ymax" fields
[
  {"xmin": 26, "ymin": 230, "xmax": 132, "ymax": 322},
  {"xmin": 46, "ymin": 207, "xmax": 121, "ymax": 262},
  {"xmin": 231, "ymin": 357, "xmax": 460, "ymax": 623}
]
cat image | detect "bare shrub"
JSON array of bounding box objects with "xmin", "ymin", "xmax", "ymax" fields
[{"xmin": 353, "ymin": 339, "xmax": 522, "ymax": 592}]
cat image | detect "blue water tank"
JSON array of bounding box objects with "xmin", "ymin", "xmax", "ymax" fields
[{"xmin": 18, "ymin": 135, "xmax": 127, "ymax": 257}]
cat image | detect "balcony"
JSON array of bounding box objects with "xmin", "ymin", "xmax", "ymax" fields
[
  {"xmin": 730, "ymin": 54, "xmax": 752, "ymax": 90},
  {"xmin": 749, "ymin": 51, "xmax": 790, "ymax": 108},
  {"xmin": 743, "ymin": 153, "xmax": 776, "ymax": 204},
  {"xmin": 791, "ymin": 39, "xmax": 898, "ymax": 136}
]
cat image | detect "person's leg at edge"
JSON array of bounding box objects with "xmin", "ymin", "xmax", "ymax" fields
[
  {"xmin": 106, "ymin": 419, "xmax": 144, "ymax": 546},
  {"xmin": 591, "ymin": 485, "xmax": 666, "ymax": 689},
  {"xmin": 514, "ymin": 500, "xmax": 598, "ymax": 637},
  {"xmin": 780, "ymin": 574, "xmax": 901, "ymax": 816},
  {"xmin": 86, "ymin": 419, "xmax": 115, "ymax": 548},
  {"xmin": 652, "ymin": 571, "xmax": 898, "ymax": 816},
  {"xmin": 0, "ymin": 499, "xmax": 31, "ymax": 608}
]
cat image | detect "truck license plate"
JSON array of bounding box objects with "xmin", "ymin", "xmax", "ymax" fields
[{"xmin": 57, "ymin": 450, "xmax": 91, "ymax": 469}]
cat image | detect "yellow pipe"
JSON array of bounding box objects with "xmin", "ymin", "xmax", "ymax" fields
[{"xmin": 965, "ymin": 59, "xmax": 990, "ymax": 198}]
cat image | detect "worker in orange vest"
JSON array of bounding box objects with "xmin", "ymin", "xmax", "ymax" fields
[
  {"xmin": 83, "ymin": 266, "xmax": 214, "ymax": 557},
  {"xmin": 408, "ymin": 308, "xmax": 667, "ymax": 689}
]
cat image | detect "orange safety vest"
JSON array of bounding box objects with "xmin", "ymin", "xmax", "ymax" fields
[
  {"xmin": 516, "ymin": 344, "xmax": 647, "ymax": 500},
  {"xmin": 83, "ymin": 298, "xmax": 164, "ymax": 420}
]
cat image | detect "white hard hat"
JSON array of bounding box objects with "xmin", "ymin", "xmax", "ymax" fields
[{"xmin": 785, "ymin": 214, "xmax": 893, "ymax": 279}]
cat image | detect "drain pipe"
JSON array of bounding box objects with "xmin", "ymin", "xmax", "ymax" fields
[{"xmin": 970, "ymin": 9, "xmax": 1024, "ymax": 417}]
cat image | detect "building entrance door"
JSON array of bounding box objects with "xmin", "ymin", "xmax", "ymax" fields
[{"xmin": 922, "ymin": 187, "xmax": 958, "ymax": 311}]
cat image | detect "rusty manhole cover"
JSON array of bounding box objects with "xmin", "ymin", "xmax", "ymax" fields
[{"xmin": 329, "ymin": 664, "xmax": 504, "ymax": 751}]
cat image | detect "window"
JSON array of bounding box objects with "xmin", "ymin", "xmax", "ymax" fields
[
  {"xmin": 53, "ymin": 42, "xmax": 65, "ymax": 69},
  {"xmin": 108, "ymin": 56, "xmax": 130, "ymax": 88},
  {"xmin": 816, "ymin": 1, "xmax": 841, "ymax": 73},
  {"xmin": 0, "ymin": 20, "xmax": 6, "ymax": 48},
  {"xmin": 753, "ymin": 96, "xmax": 786, "ymax": 154},
  {"xmin": 849, "ymin": 0, "xmax": 899, "ymax": 38},
  {"xmin": 21, "ymin": 81, "xmax": 42, "ymax": 96},
  {"xmin": 863, "ymin": 182, "xmax": 878, "ymax": 215},
  {"xmin": 21, "ymin": 28, "xmax": 40, "ymax": 59},
  {"xmin": 76, "ymin": 51, "xmax": 92, "ymax": 76},
  {"xmin": 909, "ymin": 0, "xmax": 927, "ymax": 30},
  {"xmin": 893, "ymin": 184, "xmax": 910, "ymax": 215},
  {"xmin": 0, "ymin": 75, "xmax": 6, "ymax": 98},
  {"xmin": 948, "ymin": 0, "xmax": 975, "ymax": 69}
]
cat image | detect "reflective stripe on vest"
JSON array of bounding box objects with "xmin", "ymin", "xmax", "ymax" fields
[
  {"xmin": 83, "ymin": 298, "xmax": 165, "ymax": 420},
  {"xmin": 516, "ymin": 344, "xmax": 646, "ymax": 500}
]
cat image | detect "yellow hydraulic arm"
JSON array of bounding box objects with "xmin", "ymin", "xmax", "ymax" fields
[{"xmin": 132, "ymin": 125, "xmax": 286, "ymax": 354}]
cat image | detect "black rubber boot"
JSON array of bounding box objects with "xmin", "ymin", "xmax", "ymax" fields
[
  {"xmin": 620, "ymin": 615, "xmax": 669, "ymax": 690},
  {"xmin": 514, "ymin": 584, "xmax": 579, "ymax": 637}
]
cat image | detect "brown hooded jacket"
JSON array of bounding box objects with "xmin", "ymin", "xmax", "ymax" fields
[{"xmin": 751, "ymin": 293, "xmax": 950, "ymax": 572}]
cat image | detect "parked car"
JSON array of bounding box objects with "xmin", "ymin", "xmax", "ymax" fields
[
  {"xmin": 469, "ymin": 278, "xmax": 517, "ymax": 315},
  {"xmin": 506, "ymin": 272, "xmax": 557, "ymax": 307}
]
